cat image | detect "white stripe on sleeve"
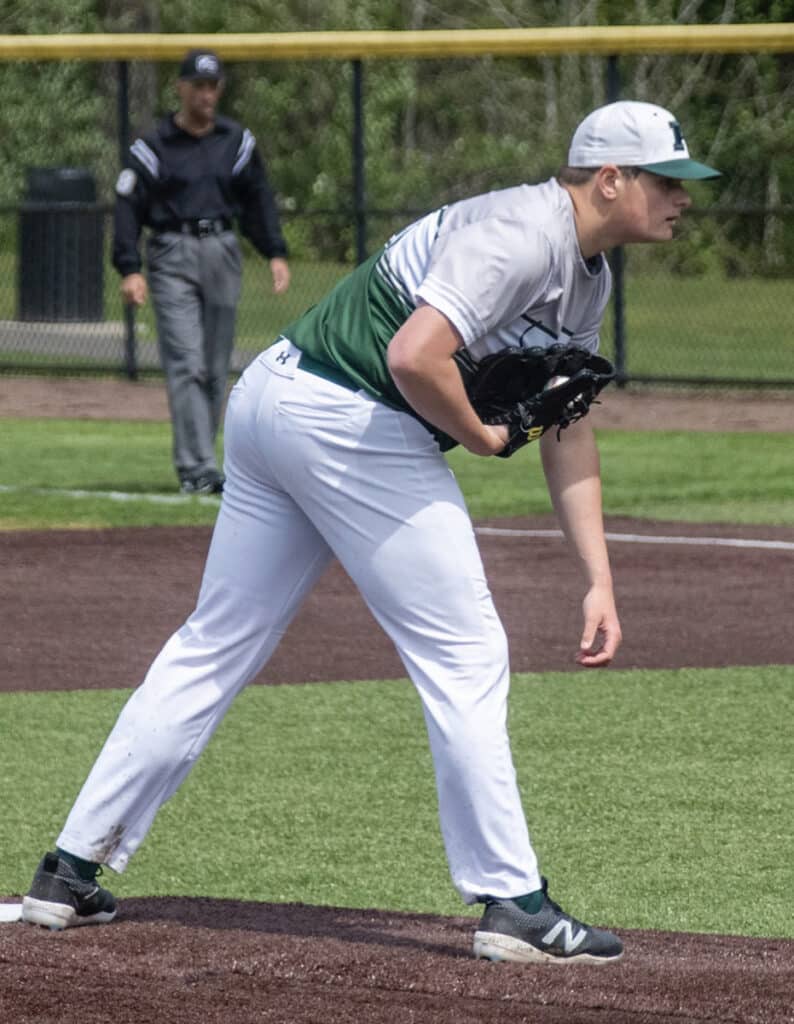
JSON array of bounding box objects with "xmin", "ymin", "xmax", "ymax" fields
[
  {"xmin": 232, "ymin": 129, "xmax": 256, "ymax": 176},
  {"xmin": 130, "ymin": 140, "xmax": 160, "ymax": 180}
]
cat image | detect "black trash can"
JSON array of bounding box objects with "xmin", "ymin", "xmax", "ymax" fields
[{"xmin": 17, "ymin": 167, "xmax": 104, "ymax": 322}]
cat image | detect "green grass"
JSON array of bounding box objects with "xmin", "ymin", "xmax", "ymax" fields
[
  {"xmin": 2, "ymin": 666, "xmax": 793, "ymax": 937},
  {"xmin": 131, "ymin": 254, "xmax": 348, "ymax": 353},
  {"xmin": 0, "ymin": 419, "xmax": 220, "ymax": 527},
  {"xmin": 2, "ymin": 418, "xmax": 792, "ymax": 528},
  {"xmin": 0, "ymin": 248, "xmax": 349, "ymax": 371},
  {"xmin": 602, "ymin": 273, "xmax": 794, "ymax": 382},
  {"xmin": 448, "ymin": 431, "xmax": 794, "ymax": 525},
  {"xmin": 597, "ymin": 432, "xmax": 794, "ymax": 523}
]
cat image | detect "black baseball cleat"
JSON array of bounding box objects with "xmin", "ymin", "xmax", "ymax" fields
[
  {"xmin": 473, "ymin": 878, "xmax": 623, "ymax": 964},
  {"xmin": 180, "ymin": 470, "xmax": 224, "ymax": 495},
  {"xmin": 22, "ymin": 852, "xmax": 117, "ymax": 930}
]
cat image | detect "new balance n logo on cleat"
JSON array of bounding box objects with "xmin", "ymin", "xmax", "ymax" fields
[
  {"xmin": 472, "ymin": 878, "xmax": 622, "ymax": 964},
  {"xmin": 541, "ymin": 919, "xmax": 588, "ymax": 954}
]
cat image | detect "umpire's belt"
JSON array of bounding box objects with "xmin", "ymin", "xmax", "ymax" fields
[
  {"xmin": 297, "ymin": 351, "xmax": 359, "ymax": 392},
  {"xmin": 164, "ymin": 218, "xmax": 232, "ymax": 238}
]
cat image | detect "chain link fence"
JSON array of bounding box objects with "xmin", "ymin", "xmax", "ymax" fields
[{"xmin": 0, "ymin": 47, "xmax": 792, "ymax": 386}]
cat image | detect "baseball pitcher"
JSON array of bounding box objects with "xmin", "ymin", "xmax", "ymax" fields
[{"xmin": 24, "ymin": 101, "xmax": 719, "ymax": 964}]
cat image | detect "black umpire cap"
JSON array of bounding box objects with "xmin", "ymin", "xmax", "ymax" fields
[{"xmin": 179, "ymin": 49, "xmax": 224, "ymax": 82}]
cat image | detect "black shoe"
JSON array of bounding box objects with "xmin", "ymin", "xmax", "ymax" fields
[
  {"xmin": 473, "ymin": 878, "xmax": 622, "ymax": 964},
  {"xmin": 22, "ymin": 852, "xmax": 117, "ymax": 930},
  {"xmin": 180, "ymin": 470, "xmax": 224, "ymax": 495}
]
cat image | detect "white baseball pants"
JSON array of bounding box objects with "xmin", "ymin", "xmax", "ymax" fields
[{"xmin": 58, "ymin": 338, "xmax": 541, "ymax": 903}]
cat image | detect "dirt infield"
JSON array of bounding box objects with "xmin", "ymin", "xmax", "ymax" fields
[
  {"xmin": 2, "ymin": 898, "xmax": 794, "ymax": 1024},
  {"xmin": 2, "ymin": 516, "xmax": 794, "ymax": 692},
  {"xmin": 2, "ymin": 376, "xmax": 794, "ymax": 1022}
]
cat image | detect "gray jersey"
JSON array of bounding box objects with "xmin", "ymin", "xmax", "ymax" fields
[
  {"xmin": 285, "ymin": 177, "xmax": 611, "ymax": 418},
  {"xmin": 382, "ymin": 177, "xmax": 611, "ymax": 357}
]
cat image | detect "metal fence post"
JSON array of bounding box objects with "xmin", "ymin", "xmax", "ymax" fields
[
  {"xmin": 117, "ymin": 60, "xmax": 138, "ymax": 380},
  {"xmin": 352, "ymin": 59, "xmax": 367, "ymax": 265},
  {"xmin": 606, "ymin": 54, "xmax": 627, "ymax": 386}
]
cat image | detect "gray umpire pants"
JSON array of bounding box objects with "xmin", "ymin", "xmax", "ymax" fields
[{"xmin": 146, "ymin": 229, "xmax": 242, "ymax": 484}]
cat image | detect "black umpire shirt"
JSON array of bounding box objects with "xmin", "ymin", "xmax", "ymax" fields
[{"xmin": 112, "ymin": 113, "xmax": 288, "ymax": 277}]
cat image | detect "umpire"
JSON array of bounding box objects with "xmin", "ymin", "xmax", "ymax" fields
[{"xmin": 112, "ymin": 49, "xmax": 290, "ymax": 494}]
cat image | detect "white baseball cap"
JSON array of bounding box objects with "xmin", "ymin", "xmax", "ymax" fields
[{"xmin": 568, "ymin": 100, "xmax": 720, "ymax": 180}]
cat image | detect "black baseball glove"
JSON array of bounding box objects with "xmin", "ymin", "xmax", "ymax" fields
[{"xmin": 454, "ymin": 343, "xmax": 616, "ymax": 458}]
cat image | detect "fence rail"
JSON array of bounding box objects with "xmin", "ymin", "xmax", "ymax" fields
[{"xmin": 2, "ymin": 25, "xmax": 794, "ymax": 60}]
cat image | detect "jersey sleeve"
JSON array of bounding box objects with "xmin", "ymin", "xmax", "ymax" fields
[
  {"xmin": 111, "ymin": 137, "xmax": 159, "ymax": 277},
  {"xmin": 231, "ymin": 132, "xmax": 289, "ymax": 260},
  {"xmin": 414, "ymin": 218, "xmax": 555, "ymax": 347}
]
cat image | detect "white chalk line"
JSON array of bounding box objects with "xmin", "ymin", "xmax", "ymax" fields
[
  {"xmin": 1, "ymin": 485, "xmax": 791, "ymax": 551},
  {"xmin": 476, "ymin": 526, "xmax": 794, "ymax": 552},
  {"xmin": 0, "ymin": 484, "xmax": 220, "ymax": 507}
]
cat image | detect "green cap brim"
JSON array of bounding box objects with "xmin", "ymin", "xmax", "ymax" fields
[{"xmin": 639, "ymin": 158, "xmax": 721, "ymax": 180}]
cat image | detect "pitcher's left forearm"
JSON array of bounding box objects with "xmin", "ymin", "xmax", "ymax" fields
[{"xmin": 540, "ymin": 420, "xmax": 621, "ymax": 666}]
